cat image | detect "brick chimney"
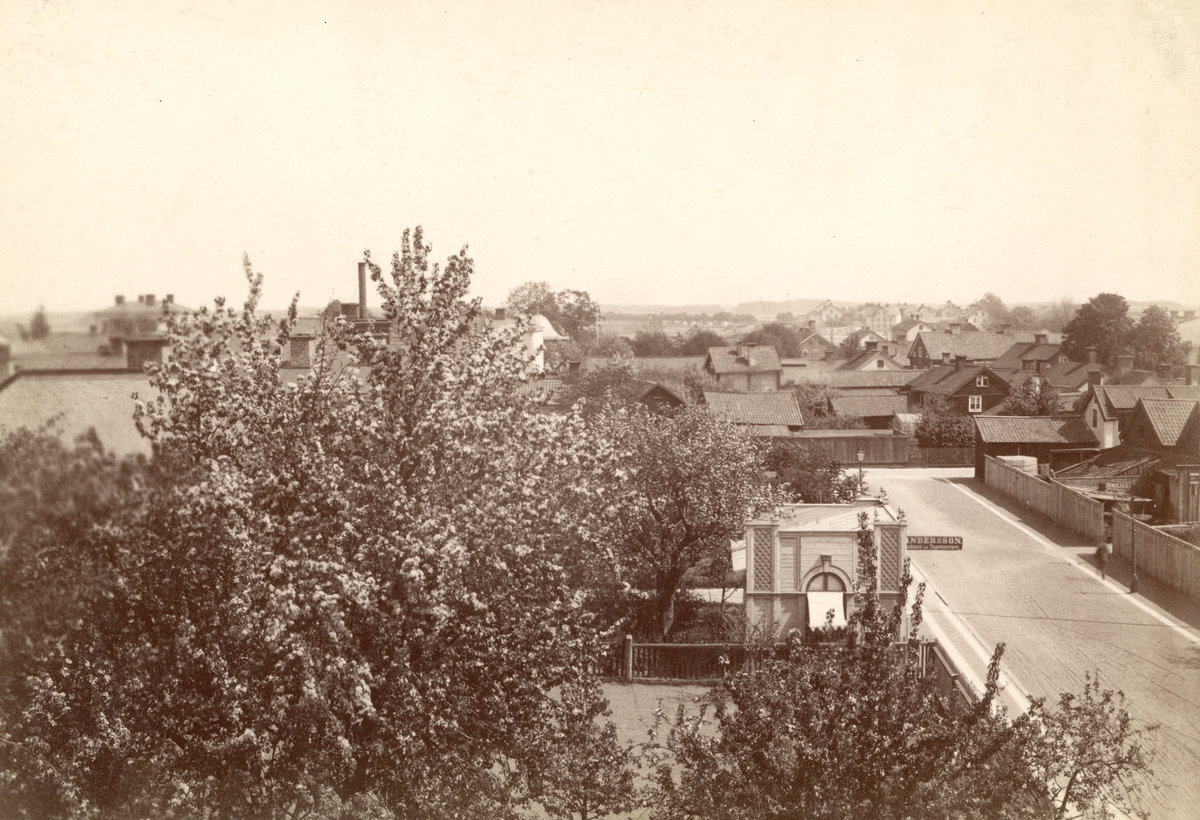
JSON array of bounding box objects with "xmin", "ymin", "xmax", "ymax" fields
[
  {"xmin": 1116, "ymin": 354, "xmax": 1134, "ymax": 379},
  {"xmin": 1088, "ymin": 369, "xmax": 1103, "ymax": 388},
  {"xmin": 137, "ymin": 295, "xmax": 145, "ymax": 304},
  {"xmin": 568, "ymin": 360, "xmax": 581, "ymax": 373},
  {"xmin": 126, "ymin": 337, "xmax": 167, "ymax": 371},
  {"xmin": 942, "ymin": 351, "xmax": 952, "ymax": 364},
  {"xmin": 865, "ymin": 340, "xmax": 878, "ymax": 352},
  {"xmin": 145, "ymin": 294, "xmax": 156, "ymax": 307},
  {"xmin": 115, "ymin": 295, "xmax": 125, "ymax": 306},
  {"xmin": 955, "ymin": 354, "xmax": 967, "ymax": 371},
  {"xmin": 165, "ymin": 294, "xmax": 174, "ymax": 304},
  {"xmin": 495, "ymin": 307, "xmax": 507, "ymax": 320},
  {"xmin": 1187, "ymin": 365, "xmax": 1200, "ymax": 386},
  {"xmin": 1087, "ymin": 347, "xmax": 1097, "ymax": 365},
  {"xmin": 1034, "ymin": 332, "xmax": 1048, "ymax": 345}
]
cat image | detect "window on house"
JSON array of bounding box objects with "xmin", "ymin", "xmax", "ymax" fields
[
  {"xmin": 976, "ymin": 375, "xmax": 989, "ymax": 387},
  {"xmin": 969, "ymin": 395, "xmax": 983, "ymax": 413},
  {"xmin": 876, "ymin": 359, "xmax": 885, "ymax": 368}
]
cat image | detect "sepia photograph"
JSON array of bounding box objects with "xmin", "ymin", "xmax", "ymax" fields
[{"xmin": 1, "ymin": 1, "xmax": 1197, "ymax": 818}]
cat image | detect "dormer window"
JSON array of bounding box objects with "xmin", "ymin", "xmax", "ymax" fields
[{"xmin": 976, "ymin": 375, "xmax": 989, "ymax": 387}]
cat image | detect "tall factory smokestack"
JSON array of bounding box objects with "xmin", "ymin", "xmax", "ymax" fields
[{"xmin": 357, "ymin": 262, "xmax": 367, "ymax": 320}]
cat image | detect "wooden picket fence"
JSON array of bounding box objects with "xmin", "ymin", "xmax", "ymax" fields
[
  {"xmin": 1112, "ymin": 510, "xmax": 1200, "ymax": 601},
  {"xmin": 984, "ymin": 457, "xmax": 1105, "ymax": 545}
]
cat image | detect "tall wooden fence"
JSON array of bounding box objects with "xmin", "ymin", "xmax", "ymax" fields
[
  {"xmin": 984, "ymin": 457, "xmax": 1105, "ymax": 544},
  {"xmin": 791, "ymin": 433, "xmax": 914, "ymax": 465},
  {"xmin": 1112, "ymin": 511, "xmax": 1200, "ymax": 601}
]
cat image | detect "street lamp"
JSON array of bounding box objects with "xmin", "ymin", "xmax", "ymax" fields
[{"xmin": 857, "ymin": 450, "xmax": 865, "ymax": 495}]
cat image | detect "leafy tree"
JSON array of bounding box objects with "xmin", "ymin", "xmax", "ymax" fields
[
  {"xmin": 575, "ymin": 406, "xmax": 775, "ymax": 642},
  {"xmin": 557, "ymin": 289, "xmax": 601, "ymax": 342},
  {"xmin": 631, "ymin": 330, "xmax": 678, "ymax": 357},
  {"xmin": 915, "ymin": 395, "xmax": 976, "ymax": 448},
  {"xmin": 741, "ymin": 323, "xmax": 803, "ymax": 358},
  {"xmin": 558, "ymin": 358, "xmax": 648, "ymax": 414},
  {"xmin": 838, "ymin": 333, "xmax": 860, "ymax": 358},
  {"xmin": 648, "ymin": 513, "xmax": 1157, "ymax": 820},
  {"xmin": 506, "ymin": 280, "xmax": 560, "ymax": 322},
  {"xmin": 1061, "ymin": 294, "xmax": 1135, "ymax": 366},
  {"xmin": 0, "ymin": 232, "xmax": 616, "ymax": 819},
  {"xmin": 1008, "ymin": 305, "xmax": 1037, "ymax": 330},
  {"xmin": 29, "ymin": 305, "xmax": 51, "ymax": 340},
  {"xmin": 976, "ymin": 292, "xmax": 1010, "ymax": 330},
  {"xmin": 775, "ymin": 312, "xmax": 795, "ymax": 324},
  {"xmin": 675, "ymin": 329, "xmax": 726, "ymax": 356},
  {"xmin": 1130, "ymin": 305, "xmax": 1190, "ymax": 370},
  {"xmin": 763, "ymin": 442, "xmax": 860, "ymax": 503},
  {"xmin": 1041, "ymin": 298, "xmax": 1079, "ymax": 334},
  {"xmin": 586, "ymin": 331, "xmax": 634, "ymax": 358},
  {"xmin": 1000, "ymin": 378, "xmax": 1062, "ymax": 416}
]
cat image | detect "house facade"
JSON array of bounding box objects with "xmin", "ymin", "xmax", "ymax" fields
[
  {"xmin": 704, "ymin": 344, "xmax": 782, "ymax": 391},
  {"xmin": 908, "ymin": 329, "xmax": 1036, "ymax": 370},
  {"xmin": 906, "ymin": 358, "xmax": 1011, "ymax": 415},
  {"xmin": 743, "ymin": 501, "xmax": 907, "ymax": 639}
]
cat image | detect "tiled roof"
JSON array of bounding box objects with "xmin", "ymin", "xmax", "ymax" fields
[
  {"xmin": 891, "ymin": 319, "xmax": 928, "ymax": 334},
  {"xmin": 829, "ymin": 394, "xmax": 909, "ymax": 419},
  {"xmin": 1039, "ymin": 361, "xmax": 1105, "ymax": 391},
  {"xmin": 1135, "ymin": 399, "xmax": 1198, "ymax": 448},
  {"xmin": 1092, "ymin": 385, "xmax": 1200, "ymax": 415},
  {"xmin": 822, "ymin": 370, "xmax": 918, "ymax": 390},
  {"xmin": 907, "ymin": 363, "xmax": 1010, "ymax": 396},
  {"xmin": 913, "ymin": 331, "xmax": 1036, "ymax": 362},
  {"xmin": 796, "ymin": 331, "xmax": 836, "ymax": 350},
  {"xmin": 703, "ymin": 391, "xmax": 804, "ymax": 426},
  {"xmin": 838, "ymin": 350, "xmax": 903, "ymax": 371},
  {"xmin": 974, "ymin": 415, "xmax": 1098, "ymax": 445},
  {"xmin": 1176, "ymin": 404, "xmax": 1200, "ymax": 456},
  {"xmin": 705, "ymin": 346, "xmax": 782, "ymax": 375},
  {"xmin": 0, "ymin": 370, "xmax": 154, "ymax": 456},
  {"xmin": 583, "ymin": 356, "xmax": 706, "ymax": 373}
]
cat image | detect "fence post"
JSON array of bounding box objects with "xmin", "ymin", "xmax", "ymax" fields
[{"xmin": 624, "ymin": 634, "xmax": 634, "ymax": 681}]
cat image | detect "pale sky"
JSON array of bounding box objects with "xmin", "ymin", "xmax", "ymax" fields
[{"xmin": 2, "ymin": 0, "xmax": 1198, "ymax": 316}]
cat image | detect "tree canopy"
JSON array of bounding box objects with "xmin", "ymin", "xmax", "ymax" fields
[
  {"xmin": 1000, "ymin": 378, "xmax": 1062, "ymax": 417},
  {"xmin": 570, "ymin": 406, "xmax": 776, "ymax": 642},
  {"xmin": 1131, "ymin": 305, "xmax": 1190, "ymax": 370},
  {"xmin": 0, "ymin": 232, "xmax": 621, "ymax": 819},
  {"xmin": 1061, "ymin": 294, "xmax": 1135, "ymax": 366},
  {"xmin": 915, "ymin": 396, "xmax": 976, "ymax": 448},
  {"xmin": 505, "ymin": 281, "xmax": 600, "ymax": 342}
]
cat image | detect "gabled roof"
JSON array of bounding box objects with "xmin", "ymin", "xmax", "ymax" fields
[
  {"xmin": 1175, "ymin": 404, "xmax": 1200, "ymax": 456},
  {"xmin": 1038, "ymin": 360, "xmax": 1106, "ymax": 391},
  {"xmin": 907, "ymin": 363, "xmax": 1010, "ymax": 396},
  {"xmin": 843, "ymin": 329, "xmax": 887, "ymax": 347},
  {"xmin": 635, "ymin": 380, "xmax": 689, "ymax": 407},
  {"xmin": 828, "ymin": 394, "xmax": 909, "ymax": 419},
  {"xmin": 912, "ymin": 331, "xmax": 1036, "ymax": 362},
  {"xmin": 1091, "ymin": 385, "xmax": 1200, "ymax": 418},
  {"xmin": 990, "ymin": 342, "xmax": 1068, "ymax": 371},
  {"xmin": 839, "ymin": 349, "xmax": 903, "ymax": 371},
  {"xmin": 1129, "ymin": 398, "xmax": 1199, "ymax": 449},
  {"xmin": 974, "ymin": 415, "xmax": 1098, "ymax": 445},
  {"xmin": 823, "ymin": 370, "xmax": 919, "ymax": 390},
  {"xmin": 891, "ymin": 318, "xmax": 930, "ymax": 334},
  {"xmin": 515, "ymin": 377, "xmax": 563, "ymax": 404},
  {"xmin": 796, "ymin": 331, "xmax": 836, "ymax": 350},
  {"xmin": 702, "ymin": 391, "xmax": 804, "ymax": 427},
  {"xmin": 705, "ymin": 346, "xmax": 782, "ymax": 375}
]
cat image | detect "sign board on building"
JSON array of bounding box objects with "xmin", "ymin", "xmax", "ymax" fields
[{"xmin": 907, "ymin": 536, "xmax": 962, "ymax": 550}]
